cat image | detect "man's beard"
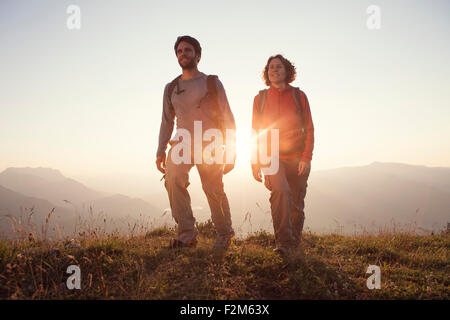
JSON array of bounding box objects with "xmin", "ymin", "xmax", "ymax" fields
[{"xmin": 178, "ymin": 56, "xmax": 197, "ymax": 70}]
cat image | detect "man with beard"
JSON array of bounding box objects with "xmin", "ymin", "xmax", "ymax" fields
[{"xmin": 156, "ymin": 36, "xmax": 236, "ymax": 249}]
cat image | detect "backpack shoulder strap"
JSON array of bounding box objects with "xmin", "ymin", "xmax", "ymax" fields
[
  {"xmin": 257, "ymin": 89, "xmax": 268, "ymax": 115},
  {"xmin": 167, "ymin": 75, "xmax": 182, "ymax": 108},
  {"xmin": 292, "ymin": 87, "xmax": 303, "ymax": 114},
  {"xmin": 292, "ymin": 87, "xmax": 306, "ymax": 131},
  {"xmin": 206, "ymin": 75, "xmax": 224, "ymax": 131},
  {"xmin": 206, "ymin": 75, "xmax": 219, "ymax": 101}
]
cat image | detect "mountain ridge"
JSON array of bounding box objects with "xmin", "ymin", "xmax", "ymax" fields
[{"xmin": 1, "ymin": 162, "xmax": 448, "ymax": 237}]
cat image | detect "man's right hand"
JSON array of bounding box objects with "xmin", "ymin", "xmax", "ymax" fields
[
  {"xmin": 251, "ymin": 165, "xmax": 262, "ymax": 183},
  {"xmin": 156, "ymin": 154, "xmax": 166, "ymax": 174}
]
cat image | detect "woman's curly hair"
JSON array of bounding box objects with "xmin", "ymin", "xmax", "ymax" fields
[{"xmin": 262, "ymin": 54, "xmax": 297, "ymax": 86}]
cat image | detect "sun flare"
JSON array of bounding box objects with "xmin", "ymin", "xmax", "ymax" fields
[{"xmin": 235, "ymin": 127, "xmax": 254, "ymax": 166}]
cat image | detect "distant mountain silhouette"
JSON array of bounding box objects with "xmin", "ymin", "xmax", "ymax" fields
[
  {"xmin": 0, "ymin": 167, "xmax": 162, "ymax": 239},
  {"xmin": 305, "ymin": 162, "xmax": 450, "ymax": 233},
  {"xmin": 145, "ymin": 162, "xmax": 450, "ymax": 235},
  {"xmin": 83, "ymin": 194, "xmax": 161, "ymax": 222},
  {"xmin": 0, "ymin": 167, "xmax": 106, "ymax": 206},
  {"xmin": 1, "ymin": 167, "xmax": 66, "ymax": 182},
  {"xmin": 0, "ymin": 184, "xmax": 55, "ymax": 209},
  {"xmin": 1, "ymin": 163, "xmax": 448, "ymax": 238},
  {"xmin": 0, "ymin": 185, "xmax": 76, "ymax": 238}
]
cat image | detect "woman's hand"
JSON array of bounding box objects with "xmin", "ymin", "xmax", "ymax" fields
[
  {"xmin": 298, "ymin": 160, "xmax": 311, "ymax": 176},
  {"xmin": 252, "ymin": 165, "xmax": 262, "ymax": 182}
]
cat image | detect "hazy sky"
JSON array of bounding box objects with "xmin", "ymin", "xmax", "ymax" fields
[{"xmin": 1, "ymin": 0, "xmax": 449, "ymax": 196}]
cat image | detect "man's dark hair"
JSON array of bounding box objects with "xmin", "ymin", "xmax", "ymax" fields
[
  {"xmin": 174, "ymin": 35, "xmax": 202, "ymax": 58},
  {"xmin": 262, "ymin": 54, "xmax": 297, "ymax": 86}
]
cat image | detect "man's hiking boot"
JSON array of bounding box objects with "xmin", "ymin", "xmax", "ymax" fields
[
  {"xmin": 213, "ymin": 232, "xmax": 234, "ymax": 250},
  {"xmin": 168, "ymin": 237, "xmax": 197, "ymax": 249}
]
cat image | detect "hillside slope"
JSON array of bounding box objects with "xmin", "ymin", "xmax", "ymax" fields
[{"xmin": 0, "ymin": 221, "xmax": 448, "ymax": 300}]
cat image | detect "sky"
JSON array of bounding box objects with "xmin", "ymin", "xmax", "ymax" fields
[{"xmin": 1, "ymin": 0, "xmax": 449, "ymax": 197}]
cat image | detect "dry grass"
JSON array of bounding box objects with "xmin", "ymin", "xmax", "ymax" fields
[{"xmin": 0, "ymin": 218, "xmax": 448, "ymax": 300}]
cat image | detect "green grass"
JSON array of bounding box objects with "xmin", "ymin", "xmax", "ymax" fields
[{"xmin": 0, "ymin": 221, "xmax": 448, "ymax": 300}]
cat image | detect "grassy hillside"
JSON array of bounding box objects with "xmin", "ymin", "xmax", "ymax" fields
[{"xmin": 0, "ymin": 220, "xmax": 448, "ymax": 300}]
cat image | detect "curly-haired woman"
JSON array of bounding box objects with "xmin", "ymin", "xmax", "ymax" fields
[{"xmin": 251, "ymin": 54, "xmax": 315, "ymax": 255}]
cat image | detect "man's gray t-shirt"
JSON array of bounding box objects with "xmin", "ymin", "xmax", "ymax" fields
[{"xmin": 156, "ymin": 73, "xmax": 235, "ymax": 157}]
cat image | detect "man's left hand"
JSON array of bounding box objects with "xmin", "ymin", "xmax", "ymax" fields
[{"xmin": 298, "ymin": 160, "xmax": 311, "ymax": 176}]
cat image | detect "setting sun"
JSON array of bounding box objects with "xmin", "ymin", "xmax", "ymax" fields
[{"xmin": 235, "ymin": 128, "xmax": 253, "ymax": 167}]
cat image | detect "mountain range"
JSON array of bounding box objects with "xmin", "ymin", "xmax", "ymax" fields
[
  {"xmin": 0, "ymin": 167, "xmax": 162, "ymax": 239},
  {"xmin": 0, "ymin": 162, "xmax": 449, "ymax": 239},
  {"xmin": 144, "ymin": 162, "xmax": 450, "ymax": 235}
]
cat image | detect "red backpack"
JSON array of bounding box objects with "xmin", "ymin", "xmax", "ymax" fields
[{"xmin": 256, "ymin": 87, "xmax": 307, "ymax": 142}]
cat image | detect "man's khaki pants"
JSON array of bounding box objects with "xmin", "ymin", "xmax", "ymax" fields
[
  {"xmin": 265, "ymin": 157, "xmax": 311, "ymax": 248},
  {"xmin": 164, "ymin": 147, "xmax": 234, "ymax": 244}
]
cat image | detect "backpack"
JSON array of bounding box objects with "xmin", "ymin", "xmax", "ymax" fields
[
  {"xmin": 167, "ymin": 75, "xmax": 224, "ymax": 133},
  {"xmin": 256, "ymin": 87, "xmax": 307, "ymax": 141}
]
